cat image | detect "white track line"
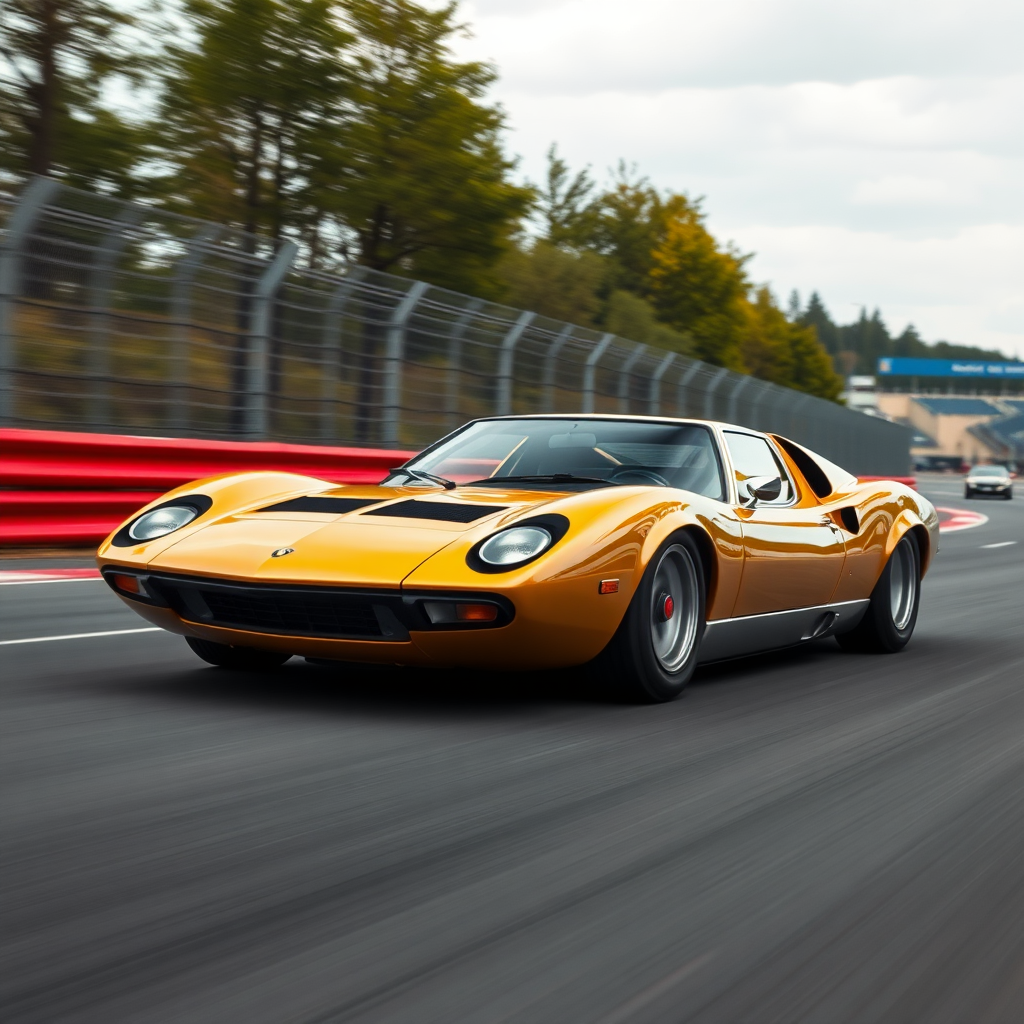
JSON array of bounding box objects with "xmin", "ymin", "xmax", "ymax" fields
[
  {"xmin": 0, "ymin": 627, "xmax": 161, "ymax": 646},
  {"xmin": 981, "ymin": 541, "xmax": 1018, "ymax": 549},
  {"xmin": 0, "ymin": 577, "xmax": 106, "ymax": 587}
]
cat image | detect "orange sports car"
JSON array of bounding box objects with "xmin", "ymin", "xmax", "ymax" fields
[{"xmin": 98, "ymin": 416, "xmax": 939, "ymax": 702}]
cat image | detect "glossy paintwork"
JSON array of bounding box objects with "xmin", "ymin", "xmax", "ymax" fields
[{"xmin": 97, "ymin": 417, "xmax": 939, "ymax": 670}]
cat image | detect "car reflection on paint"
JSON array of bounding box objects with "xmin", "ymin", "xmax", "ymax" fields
[{"xmin": 964, "ymin": 465, "xmax": 1013, "ymax": 500}]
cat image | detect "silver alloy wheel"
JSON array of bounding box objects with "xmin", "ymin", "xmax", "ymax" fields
[
  {"xmin": 889, "ymin": 539, "xmax": 917, "ymax": 631},
  {"xmin": 649, "ymin": 543, "xmax": 701, "ymax": 672}
]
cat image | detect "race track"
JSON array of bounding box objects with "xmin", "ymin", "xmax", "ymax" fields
[{"xmin": 3, "ymin": 475, "xmax": 1023, "ymax": 1023}]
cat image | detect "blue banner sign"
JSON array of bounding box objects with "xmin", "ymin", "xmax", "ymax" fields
[{"xmin": 877, "ymin": 357, "xmax": 1024, "ymax": 378}]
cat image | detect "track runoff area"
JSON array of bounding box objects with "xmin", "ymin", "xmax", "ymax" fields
[{"xmin": 2, "ymin": 473, "xmax": 1023, "ymax": 1021}]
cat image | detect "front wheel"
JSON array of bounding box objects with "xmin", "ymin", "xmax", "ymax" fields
[
  {"xmin": 593, "ymin": 532, "xmax": 706, "ymax": 702},
  {"xmin": 964, "ymin": 487, "xmax": 972, "ymax": 499},
  {"xmin": 836, "ymin": 532, "xmax": 921, "ymax": 654},
  {"xmin": 185, "ymin": 636, "xmax": 292, "ymax": 670}
]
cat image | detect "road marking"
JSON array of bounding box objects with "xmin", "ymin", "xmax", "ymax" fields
[
  {"xmin": 936, "ymin": 507, "xmax": 989, "ymax": 533},
  {"xmin": 0, "ymin": 569, "xmax": 102, "ymax": 586},
  {"xmin": 0, "ymin": 627, "xmax": 161, "ymax": 646},
  {"xmin": 0, "ymin": 581, "xmax": 105, "ymax": 589},
  {"xmin": 981, "ymin": 541, "xmax": 1018, "ymax": 549}
]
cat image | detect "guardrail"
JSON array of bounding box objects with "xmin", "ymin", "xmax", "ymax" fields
[{"xmin": 0, "ymin": 428, "xmax": 414, "ymax": 546}]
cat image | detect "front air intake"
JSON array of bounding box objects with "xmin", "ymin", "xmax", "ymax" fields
[
  {"xmin": 362, "ymin": 500, "xmax": 506, "ymax": 524},
  {"xmin": 258, "ymin": 496, "xmax": 381, "ymax": 514}
]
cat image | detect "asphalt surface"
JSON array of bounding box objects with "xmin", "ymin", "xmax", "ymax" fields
[{"xmin": 3, "ymin": 475, "xmax": 1023, "ymax": 1023}]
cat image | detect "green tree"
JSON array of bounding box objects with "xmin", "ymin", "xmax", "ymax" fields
[
  {"xmin": 0, "ymin": 0, "xmax": 144, "ymax": 191},
  {"xmin": 535, "ymin": 143, "xmax": 595, "ymax": 249},
  {"xmin": 150, "ymin": 0, "xmax": 351, "ymax": 244},
  {"xmin": 605, "ymin": 289, "xmax": 692, "ymax": 354},
  {"xmin": 647, "ymin": 199, "xmax": 750, "ymax": 369},
  {"xmin": 497, "ymin": 239, "xmax": 605, "ymax": 325},
  {"xmin": 329, "ymin": 0, "xmax": 532, "ymax": 293}
]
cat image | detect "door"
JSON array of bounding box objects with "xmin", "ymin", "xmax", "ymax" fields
[{"xmin": 723, "ymin": 431, "xmax": 846, "ymax": 617}]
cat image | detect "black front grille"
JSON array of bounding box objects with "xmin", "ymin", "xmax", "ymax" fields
[
  {"xmin": 363, "ymin": 500, "xmax": 506, "ymax": 523},
  {"xmin": 153, "ymin": 577, "xmax": 393, "ymax": 638},
  {"xmin": 200, "ymin": 589, "xmax": 382, "ymax": 636},
  {"xmin": 258, "ymin": 496, "xmax": 380, "ymax": 514}
]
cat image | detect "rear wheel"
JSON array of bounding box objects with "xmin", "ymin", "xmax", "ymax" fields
[
  {"xmin": 836, "ymin": 532, "xmax": 921, "ymax": 654},
  {"xmin": 594, "ymin": 532, "xmax": 706, "ymax": 702},
  {"xmin": 185, "ymin": 636, "xmax": 292, "ymax": 670}
]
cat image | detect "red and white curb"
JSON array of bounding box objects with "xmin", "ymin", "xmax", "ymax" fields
[
  {"xmin": 936, "ymin": 507, "xmax": 989, "ymax": 533},
  {"xmin": 0, "ymin": 568, "xmax": 102, "ymax": 586}
]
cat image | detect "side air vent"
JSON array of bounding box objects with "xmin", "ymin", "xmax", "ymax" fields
[
  {"xmin": 363, "ymin": 500, "xmax": 507, "ymax": 524},
  {"xmin": 838, "ymin": 507, "xmax": 860, "ymax": 533},
  {"xmin": 258, "ymin": 496, "xmax": 381, "ymax": 514}
]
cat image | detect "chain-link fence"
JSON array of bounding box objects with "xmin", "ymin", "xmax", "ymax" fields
[{"xmin": 0, "ymin": 176, "xmax": 911, "ymax": 474}]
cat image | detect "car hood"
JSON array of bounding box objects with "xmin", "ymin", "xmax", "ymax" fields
[{"xmin": 150, "ymin": 486, "xmax": 562, "ymax": 587}]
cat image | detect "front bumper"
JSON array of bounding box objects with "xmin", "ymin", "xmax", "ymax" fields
[{"xmin": 100, "ymin": 566, "xmax": 630, "ymax": 669}]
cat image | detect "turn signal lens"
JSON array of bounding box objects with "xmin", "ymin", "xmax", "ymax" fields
[
  {"xmin": 478, "ymin": 526, "xmax": 552, "ymax": 567},
  {"xmin": 455, "ymin": 603, "xmax": 498, "ymax": 622},
  {"xmin": 423, "ymin": 600, "xmax": 501, "ymax": 625},
  {"xmin": 110, "ymin": 573, "xmax": 143, "ymax": 595},
  {"xmin": 598, "ymin": 579, "xmax": 619, "ymax": 594}
]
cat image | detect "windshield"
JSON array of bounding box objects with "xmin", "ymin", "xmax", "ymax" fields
[
  {"xmin": 969, "ymin": 466, "xmax": 1008, "ymax": 478},
  {"xmin": 387, "ymin": 419, "xmax": 726, "ymax": 500}
]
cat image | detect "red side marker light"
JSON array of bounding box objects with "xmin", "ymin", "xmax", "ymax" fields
[
  {"xmin": 110, "ymin": 573, "xmax": 143, "ymax": 595},
  {"xmin": 456, "ymin": 603, "xmax": 499, "ymax": 622},
  {"xmin": 598, "ymin": 579, "xmax": 620, "ymax": 595}
]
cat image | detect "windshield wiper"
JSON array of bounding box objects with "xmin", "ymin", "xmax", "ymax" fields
[
  {"xmin": 465, "ymin": 473, "xmax": 609, "ymax": 486},
  {"xmin": 394, "ymin": 468, "xmax": 456, "ymax": 490}
]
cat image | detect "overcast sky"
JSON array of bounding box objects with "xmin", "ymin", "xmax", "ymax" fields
[{"xmin": 453, "ymin": 0, "xmax": 1024, "ymax": 358}]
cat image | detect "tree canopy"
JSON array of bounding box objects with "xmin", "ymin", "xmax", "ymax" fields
[{"xmin": 1, "ymin": 0, "xmax": 1003, "ymax": 403}]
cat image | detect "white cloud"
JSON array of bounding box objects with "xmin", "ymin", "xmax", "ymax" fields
[{"xmin": 452, "ymin": 0, "xmax": 1024, "ymax": 358}]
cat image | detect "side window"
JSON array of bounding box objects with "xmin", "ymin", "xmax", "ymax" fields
[{"xmin": 723, "ymin": 432, "xmax": 793, "ymax": 505}]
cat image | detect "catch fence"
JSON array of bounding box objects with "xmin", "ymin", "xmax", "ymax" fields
[{"xmin": 0, "ymin": 176, "xmax": 911, "ymax": 474}]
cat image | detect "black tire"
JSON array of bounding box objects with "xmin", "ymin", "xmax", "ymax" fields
[
  {"xmin": 1006, "ymin": 489, "xmax": 1013, "ymax": 500},
  {"xmin": 836, "ymin": 532, "xmax": 921, "ymax": 654},
  {"xmin": 964, "ymin": 487, "xmax": 972, "ymax": 499},
  {"xmin": 185, "ymin": 636, "xmax": 292, "ymax": 670},
  {"xmin": 593, "ymin": 532, "xmax": 706, "ymax": 702}
]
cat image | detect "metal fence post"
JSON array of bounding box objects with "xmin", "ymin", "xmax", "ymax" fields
[
  {"xmin": 170, "ymin": 223, "xmax": 219, "ymax": 433},
  {"xmin": 582, "ymin": 333, "xmax": 615, "ymax": 413},
  {"xmin": 703, "ymin": 367, "xmax": 729, "ymax": 419},
  {"xmin": 0, "ymin": 176, "xmax": 59, "ymax": 424},
  {"xmin": 381, "ymin": 279, "xmax": 428, "ymax": 446},
  {"xmin": 321, "ymin": 267, "xmax": 366, "ymax": 440},
  {"xmin": 496, "ymin": 310, "xmax": 535, "ymax": 416},
  {"xmin": 445, "ymin": 297, "xmax": 482, "ymax": 432},
  {"xmin": 246, "ymin": 240, "xmax": 298, "ymax": 437},
  {"xmin": 541, "ymin": 323, "xmax": 574, "ymax": 412},
  {"xmin": 674, "ymin": 360, "xmax": 702, "ymax": 417},
  {"xmin": 87, "ymin": 203, "xmax": 142, "ymax": 429},
  {"xmin": 619, "ymin": 343, "xmax": 647, "ymax": 413},
  {"xmin": 648, "ymin": 351, "xmax": 676, "ymax": 414},
  {"xmin": 727, "ymin": 375, "xmax": 750, "ymax": 425}
]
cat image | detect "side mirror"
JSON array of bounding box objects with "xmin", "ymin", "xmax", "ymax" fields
[{"xmin": 740, "ymin": 475, "xmax": 782, "ymax": 505}]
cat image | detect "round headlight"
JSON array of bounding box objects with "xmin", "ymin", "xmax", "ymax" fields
[
  {"xmin": 478, "ymin": 526, "xmax": 552, "ymax": 567},
  {"xmin": 128, "ymin": 505, "xmax": 199, "ymax": 541}
]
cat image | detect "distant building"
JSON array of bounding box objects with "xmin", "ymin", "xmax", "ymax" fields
[{"xmin": 876, "ymin": 394, "xmax": 1018, "ymax": 469}]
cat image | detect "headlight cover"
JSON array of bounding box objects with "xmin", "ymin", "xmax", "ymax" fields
[
  {"xmin": 467, "ymin": 514, "xmax": 571, "ymax": 573},
  {"xmin": 128, "ymin": 505, "xmax": 199, "ymax": 541},
  {"xmin": 478, "ymin": 526, "xmax": 552, "ymax": 567},
  {"xmin": 111, "ymin": 494, "xmax": 213, "ymax": 547}
]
